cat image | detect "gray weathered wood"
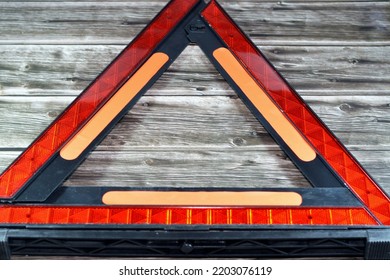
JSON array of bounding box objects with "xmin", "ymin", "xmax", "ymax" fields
[
  {"xmin": 0, "ymin": 1, "xmax": 389, "ymax": 45},
  {"xmin": 0, "ymin": 95, "xmax": 389, "ymax": 149},
  {"xmin": 1, "ymin": 0, "xmax": 384, "ymax": 2},
  {"xmin": 1, "ymin": 45, "xmax": 389, "ymax": 96},
  {"xmin": 62, "ymin": 149, "xmax": 390, "ymax": 191},
  {"xmin": 0, "ymin": 149, "xmax": 389, "ymax": 190}
]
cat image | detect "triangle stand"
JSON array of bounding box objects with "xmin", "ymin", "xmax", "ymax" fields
[{"xmin": 0, "ymin": 0, "xmax": 389, "ymax": 259}]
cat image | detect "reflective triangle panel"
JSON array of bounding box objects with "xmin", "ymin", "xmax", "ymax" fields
[{"xmin": 0, "ymin": 0, "xmax": 388, "ymax": 229}]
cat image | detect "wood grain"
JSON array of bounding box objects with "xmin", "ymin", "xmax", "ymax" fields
[
  {"xmin": 0, "ymin": 95, "xmax": 389, "ymax": 149},
  {"xmin": 0, "ymin": 45, "xmax": 389, "ymax": 96},
  {"xmin": 0, "ymin": 149, "xmax": 389, "ymax": 190},
  {"xmin": 0, "ymin": 1, "xmax": 389, "ymax": 45}
]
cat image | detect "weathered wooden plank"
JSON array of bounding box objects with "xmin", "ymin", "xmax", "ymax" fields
[
  {"xmin": 0, "ymin": 95, "xmax": 389, "ymax": 149},
  {"xmin": 0, "ymin": 45, "xmax": 389, "ymax": 96},
  {"xmin": 1, "ymin": 1, "xmax": 383, "ymax": 2},
  {"xmin": 65, "ymin": 149, "xmax": 390, "ymax": 194},
  {"xmin": 0, "ymin": 149, "xmax": 388, "ymax": 193},
  {"xmin": 0, "ymin": 1, "xmax": 389, "ymax": 45},
  {"xmin": 45, "ymin": 149, "xmax": 390, "ymax": 193},
  {"xmin": 0, "ymin": 149, "xmax": 313, "ymax": 189}
]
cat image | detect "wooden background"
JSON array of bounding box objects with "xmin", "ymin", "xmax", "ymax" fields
[{"xmin": 0, "ymin": 1, "xmax": 389, "ymax": 200}]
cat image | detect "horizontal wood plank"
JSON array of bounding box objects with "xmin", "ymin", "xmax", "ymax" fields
[
  {"xmin": 0, "ymin": 95, "xmax": 389, "ymax": 149},
  {"xmin": 1, "ymin": 1, "xmax": 384, "ymax": 2},
  {"xmin": 0, "ymin": 149, "xmax": 388, "ymax": 193},
  {"xmin": 0, "ymin": 1, "xmax": 389, "ymax": 45},
  {"xmin": 0, "ymin": 45, "xmax": 389, "ymax": 96}
]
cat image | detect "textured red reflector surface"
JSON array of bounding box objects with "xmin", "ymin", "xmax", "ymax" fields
[
  {"xmin": 0, "ymin": 0, "xmax": 199, "ymax": 199},
  {"xmin": 202, "ymin": 1, "xmax": 390, "ymax": 225},
  {"xmin": 0, "ymin": 206, "xmax": 377, "ymax": 225}
]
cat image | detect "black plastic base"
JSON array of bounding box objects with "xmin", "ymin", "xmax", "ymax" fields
[
  {"xmin": 1, "ymin": 226, "xmax": 389, "ymax": 259},
  {"xmin": 365, "ymin": 230, "xmax": 390, "ymax": 259},
  {"xmin": 0, "ymin": 229, "xmax": 11, "ymax": 259}
]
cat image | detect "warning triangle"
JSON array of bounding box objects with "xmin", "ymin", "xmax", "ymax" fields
[{"xmin": 0, "ymin": 0, "xmax": 389, "ymax": 259}]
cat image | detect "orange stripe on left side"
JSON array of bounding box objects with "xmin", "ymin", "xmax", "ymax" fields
[{"xmin": 60, "ymin": 52, "xmax": 169, "ymax": 160}]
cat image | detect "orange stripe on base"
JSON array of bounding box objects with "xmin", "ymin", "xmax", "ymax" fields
[
  {"xmin": 60, "ymin": 52, "xmax": 169, "ymax": 160},
  {"xmin": 102, "ymin": 191, "xmax": 302, "ymax": 206},
  {"xmin": 213, "ymin": 47, "xmax": 316, "ymax": 162}
]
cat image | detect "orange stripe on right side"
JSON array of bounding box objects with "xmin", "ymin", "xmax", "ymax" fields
[{"xmin": 213, "ymin": 47, "xmax": 316, "ymax": 162}]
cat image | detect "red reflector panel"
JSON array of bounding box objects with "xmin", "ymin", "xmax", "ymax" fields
[
  {"xmin": 0, "ymin": 206, "xmax": 377, "ymax": 225},
  {"xmin": 202, "ymin": 1, "xmax": 390, "ymax": 225},
  {"xmin": 0, "ymin": 0, "xmax": 199, "ymax": 199}
]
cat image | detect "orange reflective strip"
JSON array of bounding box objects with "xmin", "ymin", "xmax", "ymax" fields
[
  {"xmin": 102, "ymin": 191, "xmax": 303, "ymax": 206},
  {"xmin": 213, "ymin": 47, "xmax": 316, "ymax": 162},
  {"xmin": 60, "ymin": 52, "xmax": 169, "ymax": 160}
]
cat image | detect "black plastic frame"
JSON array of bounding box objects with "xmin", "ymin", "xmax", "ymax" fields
[{"xmin": 1, "ymin": 227, "xmax": 389, "ymax": 259}]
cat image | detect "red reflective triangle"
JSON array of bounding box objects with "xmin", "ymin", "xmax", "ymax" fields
[{"xmin": 0, "ymin": 0, "xmax": 389, "ymax": 229}]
